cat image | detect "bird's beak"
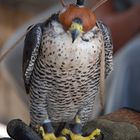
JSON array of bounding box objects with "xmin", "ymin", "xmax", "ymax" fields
[
  {"xmin": 71, "ymin": 29, "xmax": 80, "ymax": 43},
  {"xmin": 69, "ymin": 23, "xmax": 83, "ymax": 43}
]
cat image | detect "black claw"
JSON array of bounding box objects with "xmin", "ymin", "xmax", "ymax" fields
[
  {"xmin": 93, "ymin": 131, "xmax": 104, "ymax": 140},
  {"xmin": 100, "ymin": 131, "xmax": 104, "ymax": 140},
  {"xmin": 65, "ymin": 135, "xmax": 71, "ymax": 140},
  {"xmin": 7, "ymin": 119, "xmax": 42, "ymax": 140}
]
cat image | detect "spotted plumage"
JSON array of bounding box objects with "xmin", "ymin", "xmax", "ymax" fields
[
  {"xmin": 23, "ymin": 1, "xmax": 113, "ymax": 137},
  {"xmin": 23, "ymin": 13, "xmax": 112, "ymax": 130}
]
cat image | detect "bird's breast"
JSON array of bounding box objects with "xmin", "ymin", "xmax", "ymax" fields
[
  {"xmin": 33, "ymin": 23, "xmax": 104, "ymax": 122},
  {"xmin": 41, "ymin": 23, "xmax": 104, "ymax": 73}
]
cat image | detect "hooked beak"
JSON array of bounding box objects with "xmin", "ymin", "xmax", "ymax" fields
[
  {"xmin": 71, "ymin": 29, "xmax": 80, "ymax": 43},
  {"xmin": 69, "ymin": 20, "xmax": 83, "ymax": 43}
]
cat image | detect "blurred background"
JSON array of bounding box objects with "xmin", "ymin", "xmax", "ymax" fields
[
  {"xmin": 0, "ymin": 0, "xmax": 140, "ymax": 138},
  {"xmin": 0, "ymin": 0, "xmax": 62, "ymax": 137}
]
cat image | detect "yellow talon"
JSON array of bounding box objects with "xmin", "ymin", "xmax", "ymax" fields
[
  {"xmin": 61, "ymin": 128, "xmax": 71, "ymax": 135},
  {"xmin": 62, "ymin": 128, "xmax": 101, "ymax": 140},
  {"xmin": 43, "ymin": 133, "xmax": 66, "ymax": 140},
  {"xmin": 39, "ymin": 126, "xmax": 66, "ymax": 140},
  {"xmin": 89, "ymin": 129, "xmax": 101, "ymax": 139},
  {"xmin": 43, "ymin": 133, "xmax": 56, "ymax": 140}
]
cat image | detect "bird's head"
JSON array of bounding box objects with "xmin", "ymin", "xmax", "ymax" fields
[
  {"xmin": 69, "ymin": 18, "xmax": 83, "ymax": 43},
  {"xmin": 59, "ymin": 0, "xmax": 96, "ymax": 43},
  {"xmin": 59, "ymin": 0, "xmax": 109, "ymax": 43}
]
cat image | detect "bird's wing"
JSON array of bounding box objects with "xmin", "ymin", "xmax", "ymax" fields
[
  {"xmin": 23, "ymin": 23, "xmax": 43, "ymax": 93},
  {"xmin": 97, "ymin": 20, "xmax": 113, "ymax": 78}
]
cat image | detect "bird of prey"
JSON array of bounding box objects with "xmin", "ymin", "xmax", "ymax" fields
[{"xmin": 23, "ymin": 0, "xmax": 113, "ymax": 139}]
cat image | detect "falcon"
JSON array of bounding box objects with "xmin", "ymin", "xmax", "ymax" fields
[{"xmin": 23, "ymin": 0, "xmax": 113, "ymax": 139}]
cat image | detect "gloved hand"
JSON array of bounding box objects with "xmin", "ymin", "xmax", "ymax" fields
[
  {"xmin": 1, "ymin": 108, "xmax": 140, "ymax": 140},
  {"xmin": 0, "ymin": 119, "xmax": 103, "ymax": 140},
  {"xmin": 0, "ymin": 119, "xmax": 42, "ymax": 140}
]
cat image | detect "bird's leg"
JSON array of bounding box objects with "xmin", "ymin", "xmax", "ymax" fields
[
  {"xmin": 61, "ymin": 115, "xmax": 83, "ymax": 139},
  {"xmin": 61, "ymin": 115, "xmax": 101, "ymax": 140},
  {"xmin": 39, "ymin": 119, "xmax": 66, "ymax": 140}
]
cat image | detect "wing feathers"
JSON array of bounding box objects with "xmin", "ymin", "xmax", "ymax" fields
[{"xmin": 23, "ymin": 24, "xmax": 43, "ymax": 93}]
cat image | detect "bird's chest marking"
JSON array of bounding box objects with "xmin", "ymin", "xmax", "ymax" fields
[
  {"xmin": 41, "ymin": 23, "xmax": 103, "ymax": 73},
  {"xmin": 35, "ymin": 22, "xmax": 104, "ymax": 112}
]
